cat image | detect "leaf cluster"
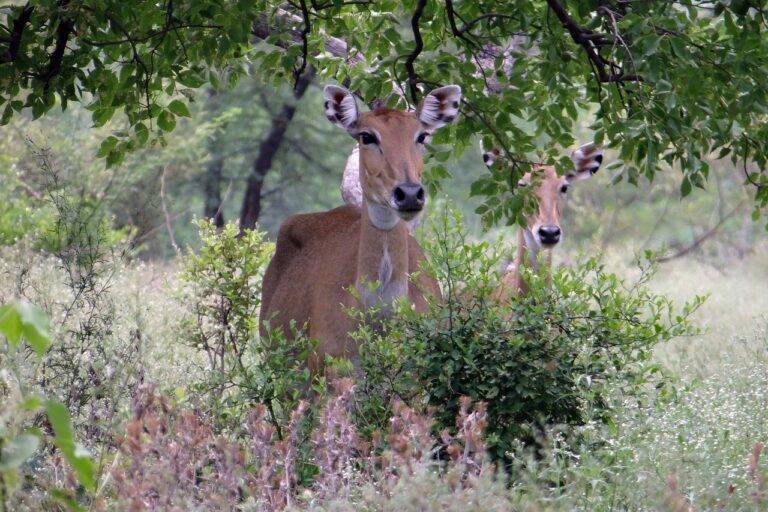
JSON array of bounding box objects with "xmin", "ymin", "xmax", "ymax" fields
[{"xmin": 355, "ymin": 207, "xmax": 704, "ymax": 463}]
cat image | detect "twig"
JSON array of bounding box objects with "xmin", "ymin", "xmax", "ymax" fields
[
  {"xmin": 742, "ymin": 138, "xmax": 765, "ymax": 190},
  {"xmin": 159, "ymin": 165, "xmax": 180, "ymax": 254},
  {"xmin": 545, "ymin": 0, "xmax": 642, "ymax": 83},
  {"xmin": 657, "ymin": 204, "xmax": 742, "ymax": 262}
]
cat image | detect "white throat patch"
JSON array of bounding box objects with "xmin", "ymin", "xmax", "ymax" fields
[
  {"xmin": 523, "ymin": 228, "xmax": 541, "ymax": 270},
  {"xmin": 367, "ymin": 203, "xmax": 400, "ymax": 231}
]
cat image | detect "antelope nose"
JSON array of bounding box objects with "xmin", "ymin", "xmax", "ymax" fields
[
  {"xmin": 538, "ymin": 225, "xmax": 561, "ymax": 245},
  {"xmin": 393, "ymin": 183, "xmax": 425, "ymax": 212}
]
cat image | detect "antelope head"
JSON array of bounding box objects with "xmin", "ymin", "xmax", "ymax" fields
[
  {"xmin": 482, "ymin": 143, "xmax": 604, "ymax": 251},
  {"xmin": 324, "ymin": 84, "xmax": 462, "ymax": 229}
]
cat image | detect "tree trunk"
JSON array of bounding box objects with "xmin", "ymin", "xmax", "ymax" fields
[
  {"xmin": 202, "ymin": 150, "xmax": 225, "ymax": 228},
  {"xmin": 202, "ymin": 89, "xmax": 226, "ymax": 228},
  {"xmin": 239, "ymin": 68, "xmax": 316, "ymax": 232}
]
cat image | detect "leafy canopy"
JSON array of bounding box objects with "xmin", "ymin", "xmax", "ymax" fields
[{"xmin": 1, "ymin": 0, "xmax": 767, "ymax": 225}]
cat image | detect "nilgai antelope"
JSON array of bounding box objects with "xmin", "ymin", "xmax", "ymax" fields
[
  {"xmin": 481, "ymin": 143, "xmax": 604, "ymax": 300},
  {"xmin": 260, "ymin": 84, "xmax": 462, "ymax": 375}
]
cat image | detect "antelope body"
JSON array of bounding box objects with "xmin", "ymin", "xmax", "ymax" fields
[{"xmin": 260, "ymin": 84, "xmax": 461, "ymax": 374}]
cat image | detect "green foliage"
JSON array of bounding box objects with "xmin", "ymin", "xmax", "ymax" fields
[
  {"xmin": 180, "ymin": 219, "xmax": 312, "ymax": 431},
  {"xmin": 0, "ymin": 300, "xmax": 50, "ymax": 356},
  {"xmin": 0, "ymin": 300, "xmax": 95, "ymax": 510},
  {"xmin": 0, "ymin": 1, "xmax": 256, "ymax": 167},
  {"xmin": 356, "ymin": 208, "xmax": 703, "ymax": 462},
  {"xmin": 3, "ymin": 1, "xmax": 768, "ymax": 223}
]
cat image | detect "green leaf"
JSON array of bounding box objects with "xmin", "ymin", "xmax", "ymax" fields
[
  {"xmin": 680, "ymin": 176, "xmax": 692, "ymax": 197},
  {"xmin": 16, "ymin": 300, "xmax": 51, "ymax": 356},
  {"xmin": 45, "ymin": 400, "xmax": 96, "ymax": 491},
  {"xmin": 92, "ymin": 107, "xmax": 115, "ymax": 127},
  {"xmin": 0, "ymin": 104, "xmax": 13, "ymax": 125},
  {"xmin": 96, "ymin": 136, "xmax": 119, "ymax": 158},
  {"xmin": 0, "ymin": 300, "xmax": 50, "ymax": 355},
  {"xmin": 134, "ymin": 122, "xmax": 149, "ymax": 145},
  {"xmin": 0, "ymin": 303, "xmax": 22, "ymax": 346},
  {"xmin": 168, "ymin": 99, "xmax": 191, "ymax": 117},
  {"xmin": 106, "ymin": 149, "xmax": 124, "ymax": 168},
  {"xmin": 158, "ymin": 110, "xmax": 176, "ymax": 132},
  {"xmin": 0, "ymin": 434, "xmax": 40, "ymax": 471}
]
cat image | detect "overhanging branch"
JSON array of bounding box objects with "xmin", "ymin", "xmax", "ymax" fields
[
  {"xmin": 404, "ymin": 0, "xmax": 427, "ymax": 103},
  {"xmin": 545, "ymin": 0, "xmax": 642, "ymax": 83},
  {"xmin": 1, "ymin": 4, "xmax": 34, "ymax": 64}
]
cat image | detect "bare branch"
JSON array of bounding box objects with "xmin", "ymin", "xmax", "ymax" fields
[{"xmin": 657, "ymin": 204, "xmax": 742, "ymax": 262}]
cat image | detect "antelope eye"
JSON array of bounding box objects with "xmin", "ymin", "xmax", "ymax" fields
[
  {"xmin": 517, "ymin": 180, "xmax": 528, "ymax": 187},
  {"xmin": 560, "ymin": 184, "xmax": 569, "ymax": 193},
  {"xmin": 360, "ymin": 132, "xmax": 378, "ymax": 145},
  {"xmin": 416, "ymin": 132, "xmax": 429, "ymax": 144}
]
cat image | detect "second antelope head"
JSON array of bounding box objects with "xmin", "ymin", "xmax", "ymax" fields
[
  {"xmin": 483, "ymin": 143, "xmax": 604, "ymax": 252},
  {"xmin": 324, "ymin": 84, "xmax": 462, "ymax": 228}
]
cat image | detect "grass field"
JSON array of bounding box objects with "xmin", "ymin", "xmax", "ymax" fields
[{"xmin": 532, "ymin": 247, "xmax": 768, "ymax": 510}]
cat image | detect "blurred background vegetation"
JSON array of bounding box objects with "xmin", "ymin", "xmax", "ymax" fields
[{"xmin": 1, "ymin": 76, "xmax": 763, "ymax": 263}]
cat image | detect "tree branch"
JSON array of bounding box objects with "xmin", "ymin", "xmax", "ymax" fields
[
  {"xmin": 458, "ymin": 12, "xmax": 519, "ymax": 36},
  {"xmin": 445, "ymin": 0, "xmax": 476, "ymax": 47},
  {"xmin": 239, "ymin": 67, "xmax": 316, "ymax": 232},
  {"xmin": 545, "ymin": 0, "xmax": 642, "ymax": 83},
  {"xmin": 39, "ymin": 2, "xmax": 75, "ymax": 92},
  {"xmin": 1, "ymin": 3, "xmax": 34, "ymax": 64},
  {"xmin": 294, "ymin": 0, "xmax": 311, "ymax": 88},
  {"xmin": 657, "ymin": 204, "xmax": 742, "ymax": 262},
  {"xmin": 404, "ymin": 0, "xmax": 427, "ymax": 103}
]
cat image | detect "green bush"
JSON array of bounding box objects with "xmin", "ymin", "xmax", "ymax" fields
[
  {"xmin": 0, "ymin": 300, "xmax": 96, "ymax": 511},
  {"xmin": 180, "ymin": 219, "xmax": 313, "ymax": 432},
  {"xmin": 356, "ymin": 208, "xmax": 704, "ymax": 462}
]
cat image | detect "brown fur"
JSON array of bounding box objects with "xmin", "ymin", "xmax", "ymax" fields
[
  {"xmin": 260, "ymin": 204, "xmax": 439, "ymax": 375},
  {"xmin": 493, "ymin": 151, "xmax": 599, "ymax": 301},
  {"xmin": 497, "ymin": 165, "xmax": 563, "ymax": 299},
  {"xmin": 260, "ymin": 103, "xmax": 444, "ymax": 377}
]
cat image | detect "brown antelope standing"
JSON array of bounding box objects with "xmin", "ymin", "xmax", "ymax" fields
[
  {"xmin": 260, "ymin": 84, "xmax": 462, "ymax": 374},
  {"xmin": 481, "ymin": 143, "xmax": 604, "ymax": 300}
]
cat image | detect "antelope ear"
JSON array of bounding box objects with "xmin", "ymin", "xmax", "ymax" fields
[
  {"xmin": 479, "ymin": 140, "xmax": 501, "ymax": 168},
  {"xmin": 324, "ymin": 85, "xmax": 359, "ymax": 133},
  {"xmin": 567, "ymin": 143, "xmax": 603, "ymax": 183},
  {"xmin": 419, "ymin": 85, "xmax": 461, "ymax": 130}
]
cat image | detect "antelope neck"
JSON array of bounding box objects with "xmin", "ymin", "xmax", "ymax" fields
[
  {"xmin": 511, "ymin": 228, "xmax": 552, "ymax": 295},
  {"xmin": 357, "ymin": 198, "xmax": 409, "ymax": 312},
  {"xmin": 366, "ymin": 202, "xmax": 400, "ymax": 231},
  {"xmin": 520, "ymin": 228, "xmax": 541, "ymax": 271}
]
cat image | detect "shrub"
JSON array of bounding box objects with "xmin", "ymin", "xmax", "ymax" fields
[
  {"xmin": 0, "ymin": 300, "xmax": 96, "ymax": 511},
  {"xmin": 11, "ymin": 147, "xmax": 137, "ymax": 443},
  {"xmin": 179, "ymin": 220, "xmax": 312, "ymax": 432},
  {"xmin": 355, "ymin": 207, "xmax": 704, "ymax": 462},
  {"xmin": 110, "ymin": 380, "xmax": 491, "ymax": 512}
]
